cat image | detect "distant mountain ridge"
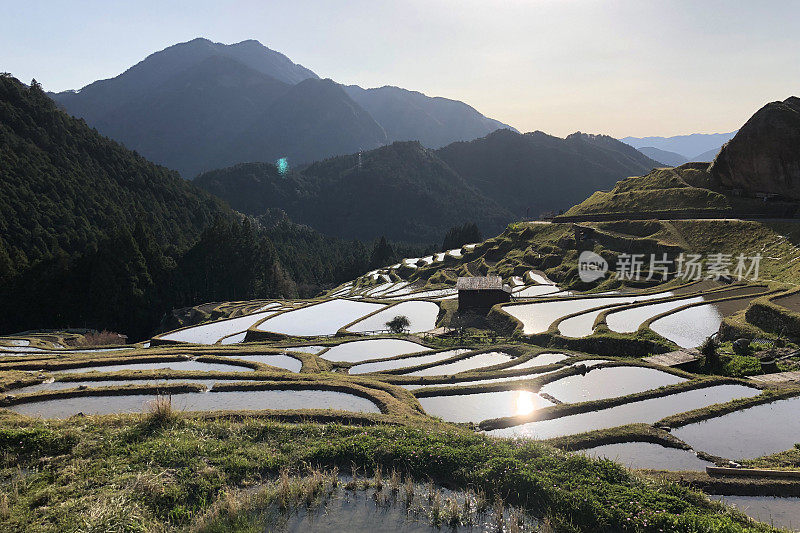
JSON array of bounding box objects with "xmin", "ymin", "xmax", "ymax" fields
[
  {"xmin": 51, "ymin": 37, "xmax": 515, "ymax": 177},
  {"xmin": 195, "ymin": 129, "xmax": 660, "ymax": 242},
  {"xmin": 621, "ymin": 131, "xmax": 737, "ymax": 161},
  {"xmin": 636, "ymin": 147, "xmax": 688, "ymax": 167},
  {"xmin": 436, "ymin": 129, "xmax": 660, "ymax": 218}
]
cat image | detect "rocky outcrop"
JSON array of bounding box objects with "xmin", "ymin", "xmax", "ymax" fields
[{"xmin": 711, "ymin": 97, "xmax": 800, "ymax": 199}]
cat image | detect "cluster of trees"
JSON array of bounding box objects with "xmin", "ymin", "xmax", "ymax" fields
[
  {"xmin": 0, "ymin": 216, "xmax": 434, "ymax": 341},
  {"xmin": 441, "ymin": 222, "xmax": 482, "ymax": 251}
]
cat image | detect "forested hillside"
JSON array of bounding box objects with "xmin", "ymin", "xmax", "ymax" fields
[
  {"xmin": 0, "ymin": 76, "xmax": 429, "ymax": 339},
  {"xmin": 0, "ymin": 74, "xmax": 226, "ymax": 277},
  {"xmin": 196, "ymin": 141, "xmax": 514, "ymax": 242},
  {"xmin": 194, "ymin": 130, "xmax": 660, "ymax": 240}
]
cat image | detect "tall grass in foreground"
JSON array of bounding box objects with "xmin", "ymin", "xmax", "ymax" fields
[{"xmin": 144, "ymin": 395, "xmax": 178, "ymax": 427}]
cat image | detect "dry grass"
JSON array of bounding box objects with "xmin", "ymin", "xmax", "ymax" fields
[
  {"xmin": 70, "ymin": 330, "xmax": 126, "ymax": 347},
  {"xmin": 144, "ymin": 395, "xmax": 178, "ymax": 427}
]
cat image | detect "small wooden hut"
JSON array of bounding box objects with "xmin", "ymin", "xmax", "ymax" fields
[{"xmin": 456, "ymin": 276, "xmax": 511, "ymax": 311}]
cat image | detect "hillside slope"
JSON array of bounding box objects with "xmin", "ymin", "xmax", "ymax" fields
[
  {"xmin": 195, "ymin": 141, "xmax": 514, "ymax": 243},
  {"xmin": 711, "ymin": 96, "xmax": 800, "ymax": 199},
  {"xmin": 0, "ymin": 74, "xmax": 227, "ymax": 274}
]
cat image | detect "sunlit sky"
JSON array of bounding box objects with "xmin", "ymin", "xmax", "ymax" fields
[{"xmin": 4, "ymin": 0, "xmax": 798, "ymax": 137}]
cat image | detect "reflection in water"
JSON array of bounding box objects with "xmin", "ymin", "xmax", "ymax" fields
[
  {"xmin": 418, "ymin": 390, "xmax": 553, "ymax": 423},
  {"xmin": 10, "ymin": 389, "xmax": 381, "ymax": 419},
  {"xmin": 579, "ymin": 442, "xmax": 712, "ymax": 471},
  {"xmin": 515, "ymin": 390, "xmax": 537, "ymax": 416},
  {"xmin": 488, "ymin": 385, "xmax": 760, "ymax": 439},
  {"xmin": 711, "ymin": 495, "xmax": 800, "ymax": 532},
  {"xmin": 672, "ymin": 396, "xmax": 800, "ymax": 460}
]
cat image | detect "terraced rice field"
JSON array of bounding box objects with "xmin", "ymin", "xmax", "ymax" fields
[{"xmin": 255, "ymin": 299, "xmax": 385, "ymax": 336}]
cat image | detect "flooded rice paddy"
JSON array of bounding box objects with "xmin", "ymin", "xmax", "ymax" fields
[
  {"xmin": 220, "ymin": 332, "xmax": 247, "ymax": 344},
  {"xmin": 579, "ymin": 442, "xmax": 712, "ymax": 471},
  {"xmin": 488, "ymin": 384, "xmax": 760, "ymax": 439},
  {"xmin": 650, "ymin": 298, "xmax": 752, "ymax": 348},
  {"xmin": 320, "ymin": 339, "xmax": 428, "ymax": 363},
  {"xmin": 505, "ymin": 292, "xmax": 672, "ymax": 335},
  {"xmin": 540, "ymin": 366, "xmax": 686, "ymax": 403},
  {"xmin": 9, "ymin": 378, "xmax": 251, "ymax": 395},
  {"xmin": 349, "ymin": 349, "xmax": 468, "ymax": 374},
  {"xmin": 271, "ymin": 480, "xmax": 537, "ymax": 533},
  {"xmin": 284, "ymin": 345, "xmax": 327, "ymax": 354},
  {"xmin": 401, "ymin": 369, "xmax": 560, "ymax": 390},
  {"xmin": 671, "ymin": 396, "xmax": 800, "ymax": 459},
  {"xmin": 508, "ymin": 353, "xmax": 570, "ymax": 368},
  {"xmin": 57, "ymin": 360, "xmax": 255, "ymax": 374},
  {"xmin": 157, "ymin": 308, "xmax": 280, "ymax": 344},
  {"xmin": 605, "ymin": 296, "xmax": 704, "ymax": 333},
  {"xmin": 220, "ymin": 354, "xmax": 302, "ymax": 372},
  {"xmin": 404, "ymin": 351, "xmax": 513, "ymax": 376},
  {"xmin": 347, "ymin": 301, "xmax": 439, "ymax": 333},
  {"xmin": 255, "ymin": 299, "xmax": 384, "ymax": 336},
  {"xmin": 9, "ymin": 389, "xmax": 381, "ymax": 418},
  {"xmin": 710, "ymin": 495, "xmax": 800, "ymax": 532},
  {"xmin": 419, "ymin": 390, "xmax": 554, "ymax": 423}
]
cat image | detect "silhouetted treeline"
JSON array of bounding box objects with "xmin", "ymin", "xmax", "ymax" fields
[{"xmin": 442, "ymin": 222, "xmax": 482, "ymax": 251}]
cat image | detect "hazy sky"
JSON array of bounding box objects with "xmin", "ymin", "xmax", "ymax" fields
[{"xmin": 3, "ymin": 1, "xmax": 798, "ymax": 137}]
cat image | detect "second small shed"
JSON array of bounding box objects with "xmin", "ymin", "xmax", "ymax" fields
[{"xmin": 456, "ymin": 276, "xmax": 512, "ymax": 311}]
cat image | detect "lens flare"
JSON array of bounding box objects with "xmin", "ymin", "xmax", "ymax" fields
[{"xmin": 276, "ymin": 157, "xmax": 289, "ymax": 176}]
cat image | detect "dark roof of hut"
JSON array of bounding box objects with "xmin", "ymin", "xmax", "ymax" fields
[{"xmin": 456, "ymin": 276, "xmax": 508, "ymax": 291}]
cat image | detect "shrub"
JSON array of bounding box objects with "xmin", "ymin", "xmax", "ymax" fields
[
  {"xmin": 386, "ymin": 315, "xmax": 411, "ymax": 334},
  {"xmin": 699, "ymin": 336, "xmax": 719, "ymax": 366}
]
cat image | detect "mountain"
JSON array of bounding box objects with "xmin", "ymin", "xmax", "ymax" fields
[
  {"xmin": 343, "ymin": 85, "xmax": 514, "ymax": 148},
  {"xmin": 216, "ymin": 78, "xmax": 388, "ymax": 170},
  {"xmin": 565, "ymin": 97, "xmax": 800, "ymax": 218},
  {"xmin": 435, "ymin": 129, "xmax": 661, "ymax": 218},
  {"xmin": 196, "ymin": 130, "xmax": 661, "ymax": 241},
  {"xmin": 51, "ymin": 38, "xmax": 514, "ymax": 177},
  {"xmin": 636, "ymin": 147, "xmax": 688, "ymax": 167},
  {"xmin": 711, "ymin": 96, "xmax": 800, "ymax": 199},
  {"xmin": 0, "ymin": 74, "xmax": 227, "ymax": 274},
  {"xmin": 690, "ymin": 147, "xmax": 722, "ymax": 162},
  {"xmin": 195, "ymin": 141, "xmax": 514, "ymax": 243},
  {"xmin": 621, "ymin": 131, "xmax": 737, "ymax": 159}
]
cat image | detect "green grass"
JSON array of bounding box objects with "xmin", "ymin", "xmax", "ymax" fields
[{"xmin": 0, "ymin": 415, "xmax": 780, "ymax": 532}]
